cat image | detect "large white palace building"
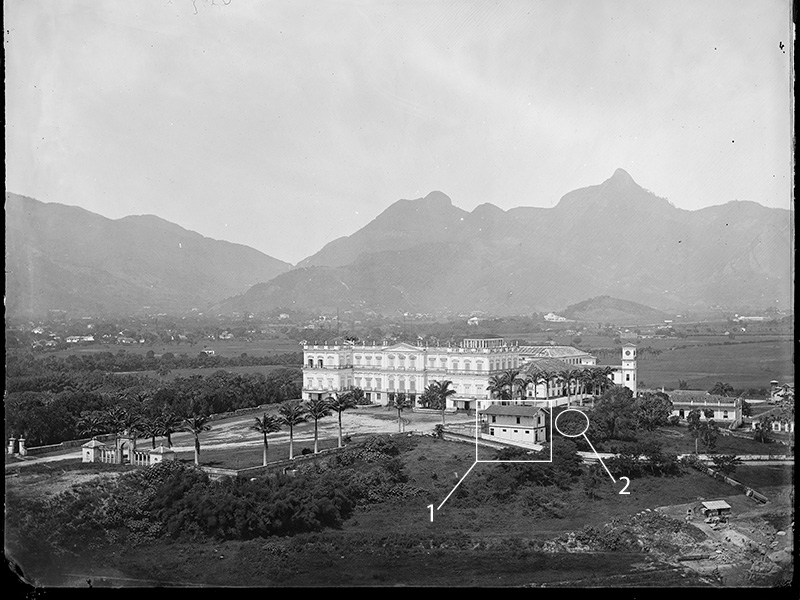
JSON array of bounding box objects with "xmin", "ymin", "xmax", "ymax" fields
[{"xmin": 302, "ymin": 338, "xmax": 637, "ymax": 411}]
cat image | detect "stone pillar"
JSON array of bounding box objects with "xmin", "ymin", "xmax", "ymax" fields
[
  {"xmin": 18, "ymin": 438, "xmax": 27, "ymax": 456},
  {"xmin": 8, "ymin": 437, "xmax": 18, "ymax": 455},
  {"xmin": 82, "ymin": 438, "xmax": 105, "ymax": 463},
  {"xmin": 149, "ymin": 444, "xmax": 176, "ymax": 465}
]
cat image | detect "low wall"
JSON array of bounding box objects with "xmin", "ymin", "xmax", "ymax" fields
[
  {"xmin": 690, "ymin": 461, "xmax": 770, "ymax": 504},
  {"xmin": 208, "ymin": 404, "xmax": 275, "ymax": 422},
  {"xmin": 23, "ymin": 433, "xmax": 116, "ymax": 456}
]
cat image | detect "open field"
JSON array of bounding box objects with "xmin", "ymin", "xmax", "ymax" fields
[
  {"xmin": 46, "ymin": 338, "xmax": 302, "ymax": 360},
  {"xmin": 635, "ymin": 340, "xmax": 793, "ymax": 391},
  {"xmin": 627, "ymin": 427, "xmax": 794, "ymax": 457}
]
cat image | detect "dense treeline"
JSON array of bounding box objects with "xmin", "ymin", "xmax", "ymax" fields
[
  {"xmin": 5, "ymin": 350, "xmax": 302, "ymax": 378},
  {"xmin": 5, "ymin": 436, "xmax": 421, "ymax": 564},
  {"xmin": 4, "ymin": 368, "xmax": 302, "ymax": 446}
]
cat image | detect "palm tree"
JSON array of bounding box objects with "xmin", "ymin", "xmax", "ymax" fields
[
  {"xmin": 182, "ymin": 414, "xmax": 212, "ymax": 465},
  {"xmin": 279, "ymin": 400, "xmax": 308, "ymax": 460},
  {"xmin": 158, "ymin": 410, "xmax": 183, "ymax": 448},
  {"xmin": 578, "ymin": 368, "xmax": 594, "ymax": 406},
  {"xmin": 487, "ymin": 374, "xmax": 511, "ymax": 401},
  {"xmin": 251, "ymin": 413, "xmax": 282, "ymax": 466},
  {"xmin": 557, "ymin": 369, "xmax": 572, "ymax": 406},
  {"xmin": 515, "ymin": 375, "xmax": 531, "ymax": 400},
  {"xmin": 140, "ymin": 414, "xmax": 163, "ymax": 449},
  {"xmin": 327, "ymin": 392, "xmax": 357, "ymax": 448},
  {"xmin": 429, "ymin": 380, "xmax": 457, "ymax": 425},
  {"xmin": 389, "ymin": 392, "xmax": 412, "ymax": 432},
  {"xmin": 304, "ymin": 397, "xmax": 332, "ymax": 453},
  {"xmin": 501, "ymin": 369, "xmax": 522, "ymax": 400},
  {"xmin": 539, "ymin": 369, "xmax": 557, "ymax": 402},
  {"xmin": 349, "ymin": 387, "xmax": 367, "ymax": 405},
  {"xmin": 77, "ymin": 411, "xmax": 108, "ymax": 438}
]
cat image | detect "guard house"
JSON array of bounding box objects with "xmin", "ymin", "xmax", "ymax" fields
[
  {"xmin": 479, "ymin": 404, "xmax": 549, "ymax": 444},
  {"xmin": 700, "ymin": 500, "xmax": 732, "ymax": 518}
]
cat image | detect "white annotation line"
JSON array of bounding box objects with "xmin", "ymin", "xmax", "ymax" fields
[
  {"xmin": 436, "ymin": 460, "xmax": 478, "ymax": 511},
  {"xmin": 582, "ymin": 432, "xmax": 616, "ymax": 483}
]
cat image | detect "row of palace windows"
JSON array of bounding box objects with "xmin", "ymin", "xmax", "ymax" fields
[{"xmin": 307, "ymin": 356, "xmax": 519, "ymax": 371}]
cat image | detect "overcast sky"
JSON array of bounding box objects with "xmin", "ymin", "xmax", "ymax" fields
[{"xmin": 5, "ymin": 0, "xmax": 793, "ymax": 264}]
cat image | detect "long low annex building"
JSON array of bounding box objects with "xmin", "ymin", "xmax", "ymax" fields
[{"xmin": 301, "ymin": 337, "xmax": 637, "ymax": 411}]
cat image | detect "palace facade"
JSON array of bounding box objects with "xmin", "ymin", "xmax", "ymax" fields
[{"xmin": 302, "ymin": 338, "xmax": 637, "ymax": 411}]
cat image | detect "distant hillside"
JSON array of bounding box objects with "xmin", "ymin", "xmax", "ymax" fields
[
  {"xmin": 560, "ymin": 296, "xmax": 668, "ymax": 324},
  {"xmin": 5, "ymin": 193, "xmax": 292, "ymax": 318},
  {"xmin": 220, "ymin": 169, "xmax": 792, "ymax": 315}
]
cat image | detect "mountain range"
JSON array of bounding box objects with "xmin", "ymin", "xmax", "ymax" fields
[
  {"xmin": 219, "ymin": 169, "xmax": 792, "ymax": 316},
  {"xmin": 5, "ymin": 193, "xmax": 291, "ymax": 318},
  {"xmin": 5, "ymin": 169, "xmax": 793, "ymax": 319}
]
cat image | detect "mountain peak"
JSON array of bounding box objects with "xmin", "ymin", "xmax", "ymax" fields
[
  {"xmin": 609, "ymin": 168, "xmax": 636, "ymax": 185},
  {"xmin": 421, "ymin": 190, "xmax": 452, "ymax": 206}
]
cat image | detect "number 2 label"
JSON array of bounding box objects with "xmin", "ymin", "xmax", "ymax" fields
[{"xmin": 619, "ymin": 476, "xmax": 631, "ymax": 495}]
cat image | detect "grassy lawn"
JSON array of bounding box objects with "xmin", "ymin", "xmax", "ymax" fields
[
  {"xmin": 339, "ymin": 437, "xmax": 737, "ymax": 540},
  {"xmin": 730, "ymin": 464, "xmax": 794, "ymax": 491}
]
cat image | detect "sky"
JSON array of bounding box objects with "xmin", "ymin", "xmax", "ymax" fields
[{"xmin": 5, "ymin": 0, "xmax": 794, "ymax": 265}]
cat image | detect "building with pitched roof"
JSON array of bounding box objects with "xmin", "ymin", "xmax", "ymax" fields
[
  {"xmin": 479, "ymin": 403, "xmax": 549, "ymax": 444},
  {"xmin": 302, "ymin": 338, "xmax": 636, "ymax": 411}
]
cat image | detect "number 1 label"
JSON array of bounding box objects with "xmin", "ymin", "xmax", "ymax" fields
[{"xmin": 428, "ymin": 504, "xmax": 434, "ymax": 522}]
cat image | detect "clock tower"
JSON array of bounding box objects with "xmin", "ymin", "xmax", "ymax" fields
[{"xmin": 621, "ymin": 344, "xmax": 637, "ymax": 396}]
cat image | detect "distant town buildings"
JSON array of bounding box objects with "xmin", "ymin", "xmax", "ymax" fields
[
  {"xmin": 543, "ymin": 312, "xmax": 567, "ymax": 322},
  {"xmin": 667, "ymin": 390, "xmax": 743, "ymax": 424}
]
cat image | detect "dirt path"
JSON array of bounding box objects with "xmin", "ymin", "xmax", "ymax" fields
[{"xmin": 6, "ymin": 410, "xmax": 474, "ymax": 468}]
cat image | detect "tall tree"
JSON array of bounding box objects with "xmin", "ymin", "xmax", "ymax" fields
[
  {"xmin": 515, "ymin": 375, "xmax": 531, "ymax": 400},
  {"xmin": 140, "ymin": 414, "xmax": 162, "ymax": 449},
  {"xmin": 539, "ymin": 370, "xmax": 557, "ymax": 402},
  {"xmin": 327, "ymin": 392, "xmax": 358, "ymax": 448},
  {"xmin": 686, "ymin": 409, "xmax": 702, "ymax": 455},
  {"xmin": 578, "ymin": 368, "xmax": 594, "ymax": 406},
  {"xmin": 429, "ymin": 380, "xmax": 457, "ymax": 425},
  {"xmin": 634, "ymin": 391, "xmax": 674, "ymax": 431},
  {"xmin": 251, "ymin": 413, "xmax": 282, "ymax": 466},
  {"xmin": 182, "ymin": 413, "xmax": 212, "ymax": 465},
  {"xmin": 157, "ymin": 409, "xmax": 182, "ymax": 448},
  {"xmin": 557, "ymin": 369, "xmax": 572, "ymax": 406},
  {"xmin": 710, "ymin": 454, "xmax": 743, "ymax": 477},
  {"xmin": 486, "ymin": 375, "xmax": 511, "ymax": 401},
  {"xmin": 501, "ymin": 369, "xmax": 522, "ymax": 400},
  {"xmin": 710, "ymin": 382, "xmax": 734, "ymax": 397},
  {"xmin": 389, "ymin": 392, "xmax": 412, "ymax": 432},
  {"xmin": 753, "ymin": 414, "xmax": 775, "ymax": 444},
  {"xmin": 304, "ymin": 397, "xmax": 332, "ymax": 454},
  {"xmin": 279, "ymin": 400, "xmax": 308, "ymax": 460},
  {"xmin": 77, "ymin": 410, "xmax": 108, "ymax": 438}
]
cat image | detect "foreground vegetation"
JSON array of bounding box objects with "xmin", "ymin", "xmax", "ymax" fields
[{"xmin": 11, "ymin": 432, "xmax": 785, "ymax": 587}]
